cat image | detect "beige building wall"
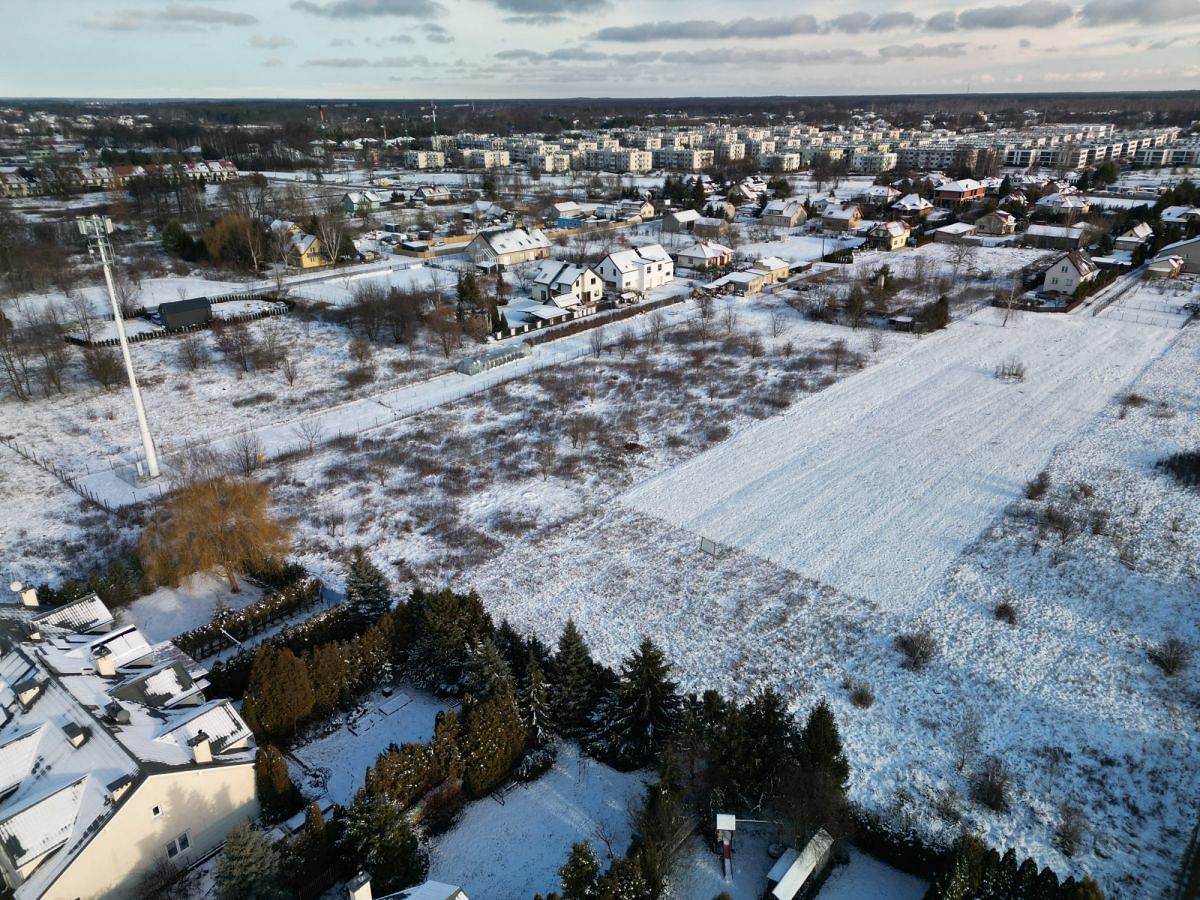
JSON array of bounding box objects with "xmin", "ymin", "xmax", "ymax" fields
[{"xmin": 42, "ymin": 765, "xmax": 257, "ymax": 900}]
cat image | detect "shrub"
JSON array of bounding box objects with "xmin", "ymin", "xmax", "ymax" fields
[
  {"xmin": 1120, "ymin": 393, "xmax": 1149, "ymax": 409},
  {"xmin": 843, "ymin": 677, "xmax": 875, "ymax": 708},
  {"xmin": 994, "ymin": 597, "xmax": 1018, "ymax": 626},
  {"xmin": 419, "ymin": 782, "xmax": 467, "ymax": 836},
  {"xmin": 1157, "ymin": 451, "xmax": 1200, "ymax": 487},
  {"xmin": 1025, "ymin": 470, "xmax": 1050, "ymax": 500},
  {"xmin": 1055, "ymin": 804, "xmax": 1086, "ymax": 857},
  {"xmin": 895, "ymin": 627, "xmax": 937, "ymax": 671},
  {"xmin": 343, "ymin": 366, "xmax": 377, "ymax": 389},
  {"xmin": 995, "ymin": 358, "xmax": 1027, "ymax": 382},
  {"xmin": 970, "ymin": 756, "xmax": 1011, "ymax": 812},
  {"xmin": 1148, "ymin": 637, "xmax": 1192, "ymax": 676}
]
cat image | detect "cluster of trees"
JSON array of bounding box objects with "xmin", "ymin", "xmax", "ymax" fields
[
  {"xmin": 924, "ymin": 835, "xmax": 1103, "ymax": 900},
  {"xmin": 31, "ymin": 557, "xmax": 148, "ymax": 609}
]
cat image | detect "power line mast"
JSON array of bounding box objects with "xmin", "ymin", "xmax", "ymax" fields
[{"xmin": 77, "ymin": 215, "xmax": 161, "ymax": 480}]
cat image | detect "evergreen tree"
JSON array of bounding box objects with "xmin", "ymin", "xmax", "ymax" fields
[
  {"xmin": 431, "ymin": 710, "xmax": 463, "ymax": 781},
  {"xmin": 463, "ymin": 636, "xmax": 513, "ymax": 700},
  {"xmin": 461, "ymin": 684, "xmax": 527, "ymax": 797},
  {"xmin": 344, "ymin": 547, "xmax": 391, "ymax": 625},
  {"xmin": 242, "ymin": 646, "xmax": 314, "ymax": 742},
  {"xmin": 408, "ymin": 587, "xmax": 493, "ymax": 690},
  {"xmin": 522, "ymin": 649, "xmax": 554, "ymax": 748},
  {"xmin": 560, "ymin": 841, "xmax": 601, "ymax": 900},
  {"xmin": 604, "ymin": 638, "xmax": 680, "ymax": 769},
  {"xmin": 797, "ymin": 700, "xmax": 850, "ymax": 789},
  {"xmin": 216, "ymin": 823, "xmax": 285, "ymax": 900},
  {"xmin": 1061, "ymin": 878, "xmax": 1105, "ymax": 900},
  {"xmin": 290, "ymin": 802, "xmax": 332, "ymax": 888},
  {"xmin": 552, "ymin": 619, "xmax": 597, "ymax": 738},
  {"xmin": 304, "ymin": 641, "xmax": 349, "ymax": 719},
  {"xmin": 597, "ymin": 853, "xmax": 652, "ymax": 900},
  {"xmin": 689, "ymin": 177, "xmax": 706, "ymax": 212},
  {"xmin": 343, "ymin": 790, "xmax": 428, "ymax": 894},
  {"xmin": 457, "ymin": 271, "xmax": 482, "ymax": 308},
  {"xmin": 255, "ymin": 744, "xmax": 302, "ymax": 820}
]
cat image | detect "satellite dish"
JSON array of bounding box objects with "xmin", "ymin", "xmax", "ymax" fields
[{"xmin": 10, "ymin": 581, "xmax": 22, "ymax": 593}]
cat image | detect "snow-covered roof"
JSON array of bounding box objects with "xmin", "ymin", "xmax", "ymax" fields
[
  {"xmin": 478, "ymin": 227, "xmax": 550, "ymax": 255},
  {"xmin": 872, "ymin": 221, "xmax": 911, "ymax": 237},
  {"xmin": 892, "ymin": 193, "xmax": 932, "ymax": 211},
  {"xmin": 376, "ymin": 880, "xmax": 466, "ymax": 900},
  {"xmin": 1025, "ymin": 223, "xmax": 1084, "ymax": 238},
  {"xmin": 531, "ymin": 259, "xmax": 593, "ymax": 290},
  {"xmin": 822, "ymin": 204, "xmax": 860, "ymax": 220},
  {"xmin": 677, "ymin": 240, "xmax": 732, "ymax": 261},
  {"xmin": 1161, "ymin": 205, "xmax": 1200, "ymax": 224},
  {"xmin": 1155, "ymin": 235, "xmax": 1200, "ymax": 257},
  {"xmin": 1118, "ymin": 222, "xmax": 1153, "ymax": 242},
  {"xmin": 770, "ymin": 829, "xmax": 834, "ymax": 900},
  {"xmin": 761, "ymin": 198, "xmax": 805, "ymax": 217},
  {"xmin": 1036, "ymin": 192, "xmax": 1090, "ymax": 210},
  {"xmin": 666, "ymin": 208, "xmax": 702, "ymax": 223},
  {"xmin": 0, "ymin": 594, "xmax": 255, "ymax": 899},
  {"xmin": 603, "ymin": 244, "xmax": 672, "ymax": 273},
  {"xmin": 937, "ymin": 178, "xmax": 983, "ymax": 194},
  {"xmin": 754, "ymin": 256, "xmax": 791, "ymax": 271},
  {"xmin": 935, "ymin": 222, "xmax": 976, "ymax": 235}
]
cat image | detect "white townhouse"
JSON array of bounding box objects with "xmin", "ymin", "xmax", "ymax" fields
[{"xmin": 596, "ymin": 244, "xmax": 675, "ymax": 296}]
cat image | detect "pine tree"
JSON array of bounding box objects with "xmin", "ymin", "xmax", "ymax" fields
[
  {"xmin": 559, "ymin": 841, "xmax": 601, "ymax": 900},
  {"xmin": 291, "ymin": 801, "xmax": 331, "ymax": 888},
  {"xmin": 552, "ymin": 619, "xmax": 597, "ymax": 738},
  {"xmin": 304, "ymin": 641, "xmax": 348, "ymax": 719},
  {"xmin": 255, "ymin": 744, "xmax": 302, "ymax": 820},
  {"xmin": 463, "ymin": 636, "xmax": 513, "ymax": 700},
  {"xmin": 344, "ymin": 547, "xmax": 391, "ymax": 625},
  {"xmin": 798, "ymin": 700, "xmax": 850, "ymax": 789},
  {"xmin": 461, "ymin": 684, "xmax": 527, "ymax": 797},
  {"xmin": 431, "ymin": 710, "xmax": 463, "ymax": 781},
  {"xmin": 216, "ymin": 823, "xmax": 284, "ymax": 900},
  {"xmin": 597, "ymin": 853, "xmax": 652, "ymax": 900},
  {"xmin": 604, "ymin": 638, "xmax": 680, "ymax": 769},
  {"xmin": 522, "ymin": 649, "xmax": 554, "ymax": 748},
  {"xmin": 242, "ymin": 646, "xmax": 314, "ymax": 742},
  {"xmin": 409, "ymin": 588, "xmax": 493, "ymax": 690},
  {"xmin": 343, "ymin": 790, "xmax": 428, "ymax": 894}
]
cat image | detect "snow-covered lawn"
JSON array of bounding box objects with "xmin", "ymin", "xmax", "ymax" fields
[
  {"xmin": 428, "ymin": 743, "xmax": 649, "ymax": 899},
  {"xmin": 1099, "ymin": 273, "xmax": 1200, "ymax": 329},
  {"xmin": 818, "ymin": 848, "xmax": 928, "ymax": 900},
  {"xmin": 623, "ymin": 311, "xmax": 1175, "ymax": 611},
  {"xmin": 668, "ymin": 824, "xmax": 777, "ymax": 900},
  {"xmin": 290, "ymin": 686, "xmax": 450, "ymax": 807},
  {"xmin": 123, "ymin": 571, "xmax": 263, "ymax": 643}
]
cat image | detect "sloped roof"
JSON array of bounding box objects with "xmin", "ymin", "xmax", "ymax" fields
[
  {"xmin": 604, "ymin": 244, "xmax": 672, "ymax": 273},
  {"xmin": 480, "ymin": 227, "xmax": 550, "ymax": 255}
]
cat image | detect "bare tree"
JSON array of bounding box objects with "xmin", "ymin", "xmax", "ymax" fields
[
  {"xmin": 868, "ymin": 329, "xmax": 885, "ymax": 353},
  {"xmin": 646, "ymin": 311, "xmax": 667, "ymax": 345},
  {"xmin": 177, "ymin": 332, "xmax": 208, "ymax": 371},
  {"xmin": 589, "ymin": 327, "xmax": 605, "ymax": 358},
  {"xmin": 953, "ymin": 708, "xmax": 982, "ymax": 773},
  {"xmin": 212, "ymin": 320, "xmax": 257, "ymax": 372},
  {"xmin": 292, "ymin": 418, "xmax": 325, "ymax": 455},
  {"xmin": 996, "ymin": 277, "xmax": 1024, "ymax": 327},
  {"xmin": 429, "ymin": 303, "xmax": 463, "ymax": 358},
  {"xmin": 81, "ymin": 346, "xmax": 124, "ymax": 391},
  {"xmin": 67, "ymin": 291, "xmax": 98, "ymax": 342},
  {"xmin": 229, "ymin": 431, "xmax": 265, "ymax": 476},
  {"xmin": 280, "ymin": 356, "xmax": 298, "ymax": 385},
  {"xmin": 315, "ymin": 208, "xmax": 347, "ymax": 265},
  {"xmin": 769, "ymin": 307, "xmax": 790, "ymax": 339}
]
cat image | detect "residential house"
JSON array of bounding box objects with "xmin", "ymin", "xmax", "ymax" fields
[
  {"xmin": 868, "ymin": 220, "xmax": 912, "ymax": 250},
  {"xmin": 752, "ymin": 256, "xmax": 791, "ymax": 284},
  {"xmin": 468, "ymin": 227, "xmax": 551, "ymax": 269},
  {"xmin": 1147, "ymin": 255, "xmax": 1184, "ymax": 278},
  {"xmin": 1160, "ymin": 205, "xmax": 1200, "ymax": 226},
  {"xmin": 759, "ymin": 198, "xmax": 807, "ymax": 228},
  {"xmin": 346, "ymin": 871, "xmax": 468, "ymax": 900},
  {"xmin": 530, "ymin": 260, "xmax": 604, "ymax": 307},
  {"xmin": 862, "ymin": 184, "xmax": 900, "ymax": 205},
  {"xmin": 1042, "ymin": 250, "xmax": 1098, "ymax": 295},
  {"xmin": 288, "ymin": 232, "xmax": 327, "ymax": 269},
  {"xmin": 705, "ymin": 269, "xmax": 767, "ymax": 296},
  {"xmin": 822, "ymin": 204, "xmax": 863, "ymax": 232},
  {"xmin": 975, "ymin": 210, "xmax": 1018, "ymax": 236},
  {"xmin": 414, "ymin": 185, "xmax": 452, "ymax": 204},
  {"xmin": 596, "ymin": 244, "xmax": 674, "ymax": 295},
  {"xmin": 342, "ymin": 191, "xmax": 385, "ymax": 215},
  {"xmin": 618, "ymin": 198, "xmax": 655, "ymax": 219},
  {"xmin": 1035, "ymin": 192, "xmax": 1090, "ymax": 218},
  {"xmin": 0, "ymin": 591, "xmax": 258, "ymax": 900},
  {"xmin": 1154, "ymin": 236, "xmax": 1200, "ymax": 274},
  {"xmin": 1023, "ymin": 223, "xmax": 1089, "ymax": 251},
  {"xmin": 693, "ymin": 216, "xmax": 730, "ymax": 238},
  {"xmin": 662, "ymin": 209, "xmax": 701, "ymax": 234},
  {"xmin": 675, "ymin": 240, "xmax": 733, "ymax": 270},
  {"xmin": 891, "ymin": 193, "xmax": 934, "ymax": 218},
  {"xmin": 933, "ymin": 222, "xmax": 977, "ymax": 244},
  {"xmin": 1113, "ymin": 222, "xmax": 1153, "ymax": 252},
  {"xmin": 934, "ymin": 178, "xmax": 985, "ymax": 209}
]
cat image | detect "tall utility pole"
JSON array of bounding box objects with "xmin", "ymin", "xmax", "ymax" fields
[{"xmin": 77, "ymin": 215, "xmax": 161, "ymax": 479}]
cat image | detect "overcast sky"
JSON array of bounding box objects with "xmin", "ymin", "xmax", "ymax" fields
[{"xmin": 3, "ymin": 0, "xmax": 1199, "ymax": 99}]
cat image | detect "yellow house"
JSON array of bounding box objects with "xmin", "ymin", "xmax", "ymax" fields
[
  {"xmin": 288, "ymin": 232, "xmax": 329, "ymax": 269},
  {"xmin": 752, "ymin": 256, "xmax": 791, "ymax": 284}
]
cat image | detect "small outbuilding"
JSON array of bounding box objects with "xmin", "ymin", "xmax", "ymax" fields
[
  {"xmin": 766, "ymin": 828, "xmax": 834, "ymax": 900},
  {"xmin": 157, "ymin": 297, "xmax": 212, "ymax": 330}
]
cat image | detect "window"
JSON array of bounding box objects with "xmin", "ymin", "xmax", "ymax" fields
[
  {"xmin": 165, "ymin": 833, "xmax": 191, "ymax": 859},
  {"xmin": 151, "ymin": 805, "xmax": 162, "ymax": 818}
]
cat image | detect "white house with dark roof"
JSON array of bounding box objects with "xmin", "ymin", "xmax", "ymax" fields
[
  {"xmin": 1114, "ymin": 222, "xmax": 1153, "ymax": 252},
  {"xmin": 675, "ymin": 240, "xmax": 733, "ymax": 271},
  {"xmin": 759, "ymin": 198, "xmax": 807, "ymax": 228},
  {"xmin": 596, "ymin": 244, "xmax": 674, "ymax": 295},
  {"xmin": 1042, "ymin": 250, "xmax": 1098, "ymax": 295},
  {"xmin": 0, "ymin": 590, "xmax": 258, "ymax": 900},
  {"xmin": 530, "ymin": 260, "xmax": 604, "ymax": 308}
]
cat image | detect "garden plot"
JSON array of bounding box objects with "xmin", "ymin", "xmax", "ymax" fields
[
  {"xmin": 1098, "ymin": 273, "xmax": 1199, "ymax": 329},
  {"xmin": 622, "ymin": 310, "xmax": 1176, "ymax": 614},
  {"xmin": 428, "ymin": 743, "xmax": 648, "ymax": 899},
  {"xmin": 124, "ymin": 571, "xmax": 263, "ymax": 643}
]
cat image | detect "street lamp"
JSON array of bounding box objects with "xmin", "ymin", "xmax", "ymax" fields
[{"xmin": 77, "ymin": 215, "xmax": 161, "ymax": 480}]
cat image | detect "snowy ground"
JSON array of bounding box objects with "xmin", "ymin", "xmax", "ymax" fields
[
  {"xmin": 818, "ymin": 848, "xmax": 928, "ymax": 900},
  {"xmin": 624, "ymin": 311, "xmax": 1174, "ymax": 610},
  {"xmin": 1099, "ymin": 273, "xmax": 1200, "ymax": 329},
  {"xmin": 289, "ymin": 686, "xmax": 450, "ymax": 807},
  {"xmin": 123, "ymin": 571, "xmax": 263, "ymax": 643},
  {"xmin": 669, "ymin": 823, "xmax": 779, "ymax": 900},
  {"xmin": 428, "ymin": 743, "xmax": 649, "ymax": 899}
]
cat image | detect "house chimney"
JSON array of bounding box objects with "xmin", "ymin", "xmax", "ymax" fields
[
  {"xmin": 107, "ymin": 774, "xmax": 134, "ymax": 802},
  {"xmin": 346, "ymin": 871, "xmax": 373, "ymax": 900},
  {"xmin": 16, "ymin": 677, "xmax": 42, "ymax": 710},
  {"xmin": 189, "ymin": 731, "xmax": 212, "ymax": 765},
  {"xmin": 19, "ymin": 587, "xmax": 39, "ymax": 608},
  {"xmin": 94, "ymin": 646, "xmax": 116, "ymax": 678},
  {"xmin": 64, "ymin": 721, "xmax": 89, "ymax": 748}
]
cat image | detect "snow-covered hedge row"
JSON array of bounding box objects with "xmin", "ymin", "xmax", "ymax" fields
[{"xmin": 174, "ymin": 578, "xmax": 323, "ymax": 657}]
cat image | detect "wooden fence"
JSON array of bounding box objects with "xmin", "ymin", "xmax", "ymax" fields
[{"xmin": 66, "ymin": 294, "xmax": 289, "ymax": 348}]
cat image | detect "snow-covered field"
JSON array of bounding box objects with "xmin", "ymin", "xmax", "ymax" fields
[
  {"xmin": 819, "ymin": 848, "xmax": 929, "ymax": 900},
  {"xmin": 624, "ymin": 311, "xmax": 1174, "ymax": 610},
  {"xmin": 1099, "ymin": 273, "xmax": 1200, "ymax": 329},
  {"xmin": 123, "ymin": 571, "xmax": 263, "ymax": 643},
  {"xmin": 428, "ymin": 743, "xmax": 648, "ymax": 899}
]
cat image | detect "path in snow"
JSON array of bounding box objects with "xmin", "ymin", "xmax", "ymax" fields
[{"xmin": 622, "ymin": 311, "xmax": 1178, "ymax": 612}]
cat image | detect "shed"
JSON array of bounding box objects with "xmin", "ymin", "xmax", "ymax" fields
[
  {"xmin": 158, "ymin": 297, "xmax": 211, "ymax": 330},
  {"xmin": 767, "ymin": 828, "xmax": 834, "ymax": 900}
]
